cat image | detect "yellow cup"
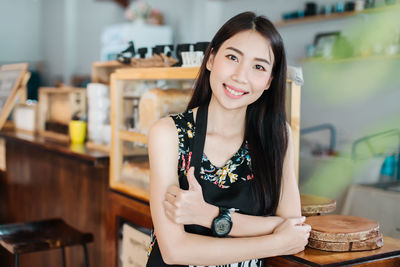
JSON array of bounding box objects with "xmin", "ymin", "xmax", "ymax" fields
[
  {"xmin": 70, "ymin": 143, "xmax": 85, "ymax": 153},
  {"xmin": 69, "ymin": 120, "xmax": 87, "ymax": 144}
]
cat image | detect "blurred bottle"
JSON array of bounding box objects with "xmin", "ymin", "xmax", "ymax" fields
[
  {"xmin": 364, "ymin": 0, "xmax": 375, "ymax": 8},
  {"xmin": 355, "ymin": 0, "xmax": 365, "ymax": 11},
  {"xmin": 397, "ymin": 152, "xmax": 400, "ymax": 181},
  {"xmin": 379, "ymin": 154, "xmax": 397, "ymax": 182}
]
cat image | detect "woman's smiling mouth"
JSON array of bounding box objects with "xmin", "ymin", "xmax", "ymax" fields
[{"xmin": 223, "ymin": 83, "xmax": 249, "ymax": 98}]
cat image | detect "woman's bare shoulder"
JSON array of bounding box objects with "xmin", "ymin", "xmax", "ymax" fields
[
  {"xmin": 148, "ymin": 117, "xmax": 179, "ymax": 158},
  {"xmin": 149, "ymin": 117, "xmax": 177, "ymax": 138}
]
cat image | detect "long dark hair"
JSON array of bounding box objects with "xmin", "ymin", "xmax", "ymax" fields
[{"xmin": 187, "ymin": 12, "xmax": 288, "ymax": 216}]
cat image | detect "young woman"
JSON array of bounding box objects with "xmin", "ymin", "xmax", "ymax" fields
[{"xmin": 146, "ymin": 12, "xmax": 310, "ymax": 267}]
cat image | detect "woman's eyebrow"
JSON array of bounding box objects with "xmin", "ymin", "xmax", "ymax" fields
[{"xmin": 226, "ymin": 46, "xmax": 270, "ymax": 65}]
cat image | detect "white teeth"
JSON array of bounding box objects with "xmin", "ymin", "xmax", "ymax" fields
[{"xmin": 224, "ymin": 84, "xmax": 245, "ymax": 96}]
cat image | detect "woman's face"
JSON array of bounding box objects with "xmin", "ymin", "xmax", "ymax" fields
[{"xmin": 207, "ymin": 30, "xmax": 274, "ymax": 111}]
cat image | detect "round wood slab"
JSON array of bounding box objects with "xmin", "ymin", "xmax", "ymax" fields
[
  {"xmin": 301, "ymin": 194, "xmax": 336, "ymax": 216},
  {"xmin": 308, "ymin": 232, "xmax": 383, "ymax": 252},
  {"xmin": 306, "ymin": 215, "xmax": 380, "ymax": 242}
]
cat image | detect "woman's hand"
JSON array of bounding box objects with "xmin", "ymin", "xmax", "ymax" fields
[
  {"xmin": 272, "ymin": 217, "xmax": 311, "ymax": 255},
  {"xmin": 163, "ymin": 167, "xmax": 218, "ymax": 227}
]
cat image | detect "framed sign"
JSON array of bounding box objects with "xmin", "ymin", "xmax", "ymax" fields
[{"xmin": 0, "ymin": 63, "xmax": 29, "ymax": 129}]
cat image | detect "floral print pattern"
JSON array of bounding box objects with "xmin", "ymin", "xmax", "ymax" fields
[{"xmin": 175, "ymin": 109, "xmax": 253, "ymax": 188}]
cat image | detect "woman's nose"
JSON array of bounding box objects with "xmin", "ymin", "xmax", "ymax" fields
[{"xmin": 231, "ymin": 63, "xmax": 248, "ymax": 84}]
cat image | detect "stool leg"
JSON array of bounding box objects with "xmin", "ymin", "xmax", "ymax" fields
[
  {"xmin": 14, "ymin": 253, "xmax": 19, "ymax": 267},
  {"xmin": 83, "ymin": 244, "xmax": 89, "ymax": 267},
  {"xmin": 61, "ymin": 247, "xmax": 66, "ymax": 267}
]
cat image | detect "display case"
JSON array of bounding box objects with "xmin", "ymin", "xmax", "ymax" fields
[{"xmin": 109, "ymin": 67, "xmax": 199, "ymax": 200}]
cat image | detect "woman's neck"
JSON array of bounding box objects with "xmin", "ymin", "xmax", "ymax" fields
[{"xmin": 206, "ymin": 96, "xmax": 246, "ymax": 138}]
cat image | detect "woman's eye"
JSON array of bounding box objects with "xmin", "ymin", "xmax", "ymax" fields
[
  {"xmin": 254, "ymin": 64, "xmax": 266, "ymax": 71},
  {"xmin": 227, "ymin": 55, "xmax": 238, "ymax": 62}
]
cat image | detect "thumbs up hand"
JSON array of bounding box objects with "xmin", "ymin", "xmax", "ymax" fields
[
  {"xmin": 164, "ymin": 167, "xmax": 217, "ymax": 227},
  {"xmin": 187, "ymin": 166, "xmax": 202, "ymax": 191}
]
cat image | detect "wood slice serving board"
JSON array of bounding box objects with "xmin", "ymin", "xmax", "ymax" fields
[
  {"xmin": 306, "ymin": 215, "xmax": 383, "ymax": 252},
  {"xmin": 306, "ymin": 215, "xmax": 380, "ymax": 242},
  {"xmin": 300, "ymin": 194, "xmax": 336, "ymax": 216},
  {"xmin": 308, "ymin": 232, "xmax": 383, "ymax": 252}
]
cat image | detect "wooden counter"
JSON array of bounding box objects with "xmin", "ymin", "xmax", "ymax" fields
[
  {"xmin": 267, "ymin": 237, "xmax": 400, "ymax": 266},
  {"xmin": 0, "ymin": 130, "xmax": 109, "ymax": 267},
  {"xmin": 0, "ymin": 131, "xmax": 108, "ymax": 166}
]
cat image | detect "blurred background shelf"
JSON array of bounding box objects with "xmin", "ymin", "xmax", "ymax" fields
[
  {"xmin": 275, "ymin": 4, "xmax": 400, "ymax": 27},
  {"xmin": 301, "ymin": 54, "xmax": 400, "ymax": 63}
]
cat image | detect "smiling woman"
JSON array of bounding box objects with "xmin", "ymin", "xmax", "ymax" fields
[{"xmin": 146, "ymin": 12, "xmax": 310, "ymax": 267}]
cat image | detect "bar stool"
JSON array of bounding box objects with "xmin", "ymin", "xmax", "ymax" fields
[{"xmin": 0, "ymin": 218, "xmax": 93, "ymax": 267}]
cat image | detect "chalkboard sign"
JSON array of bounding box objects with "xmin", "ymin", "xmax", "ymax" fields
[{"xmin": 0, "ymin": 63, "xmax": 28, "ymax": 129}]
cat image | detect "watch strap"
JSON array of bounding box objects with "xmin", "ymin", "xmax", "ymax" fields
[{"xmin": 218, "ymin": 207, "xmax": 231, "ymax": 220}]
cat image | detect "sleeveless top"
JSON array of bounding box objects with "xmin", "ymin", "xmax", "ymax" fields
[{"xmin": 146, "ymin": 109, "xmax": 265, "ymax": 267}]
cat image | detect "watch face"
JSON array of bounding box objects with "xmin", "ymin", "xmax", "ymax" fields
[{"xmin": 215, "ymin": 218, "xmax": 231, "ymax": 235}]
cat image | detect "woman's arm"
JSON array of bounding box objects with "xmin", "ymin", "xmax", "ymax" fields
[
  {"xmin": 164, "ymin": 167, "xmax": 284, "ymax": 237},
  {"xmin": 275, "ymin": 124, "xmax": 302, "ymax": 218},
  {"xmin": 163, "ymin": 124, "xmax": 301, "ymax": 237},
  {"xmin": 149, "ymin": 118, "xmax": 309, "ymax": 266}
]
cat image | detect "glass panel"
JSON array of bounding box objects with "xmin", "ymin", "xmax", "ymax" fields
[{"xmin": 120, "ymin": 140, "xmax": 149, "ymax": 192}]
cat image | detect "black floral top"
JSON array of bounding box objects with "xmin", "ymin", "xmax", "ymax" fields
[
  {"xmin": 175, "ymin": 110, "xmax": 254, "ymax": 188},
  {"xmin": 146, "ymin": 109, "xmax": 264, "ymax": 267}
]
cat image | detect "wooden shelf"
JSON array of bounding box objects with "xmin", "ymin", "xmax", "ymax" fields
[
  {"xmin": 91, "ymin": 61, "xmax": 133, "ymax": 84},
  {"xmin": 275, "ymin": 4, "xmax": 400, "ymax": 27},
  {"xmin": 112, "ymin": 66, "xmax": 199, "ymax": 80},
  {"xmin": 92, "ymin": 60, "xmax": 128, "ymax": 68},
  {"xmin": 301, "ymin": 54, "xmax": 400, "ymax": 64},
  {"xmin": 119, "ymin": 129, "xmax": 148, "ymax": 144},
  {"xmin": 86, "ymin": 141, "xmax": 110, "ymax": 153},
  {"xmin": 110, "ymin": 180, "xmax": 149, "ymax": 203},
  {"xmin": 276, "ymin": 11, "xmax": 356, "ymax": 27}
]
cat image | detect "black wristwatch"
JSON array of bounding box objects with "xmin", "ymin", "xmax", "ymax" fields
[{"xmin": 211, "ymin": 207, "xmax": 232, "ymax": 237}]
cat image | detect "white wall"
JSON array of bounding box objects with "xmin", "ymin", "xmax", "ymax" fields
[
  {"xmin": 41, "ymin": 0, "xmax": 125, "ymax": 85},
  {"xmin": 75, "ymin": 0, "xmax": 126, "ymax": 75},
  {"xmin": 41, "ymin": 0, "xmax": 64, "ymax": 85},
  {"xmin": 0, "ymin": 0, "xmax": 43, "ymax": 64}
]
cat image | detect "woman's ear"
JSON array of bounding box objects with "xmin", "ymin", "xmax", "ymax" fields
[
  {"xmin": 265, "ymin": 76, "xmax": 273, "ymax": 90},
  {"xmin": 206, "ymin": 52, "xmax": 215, "ymax": 71}
]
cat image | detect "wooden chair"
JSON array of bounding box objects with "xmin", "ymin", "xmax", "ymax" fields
[{"xmin": 0, "ymin": 218, "xmax": 93, "ymax": 267}]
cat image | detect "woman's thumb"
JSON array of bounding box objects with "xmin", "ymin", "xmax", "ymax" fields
[{"xmin": 187, "ymin": 167, "xmax": 201, "ymax": 190}]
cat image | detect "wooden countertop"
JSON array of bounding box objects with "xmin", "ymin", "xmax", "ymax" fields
[
  {"xmin": 0, "ymin": 130, "xmax": 109, "ymax": 166},
  {"xmin": 278, "ymin": 236, "xmax": 400, "ymax": 266}
]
